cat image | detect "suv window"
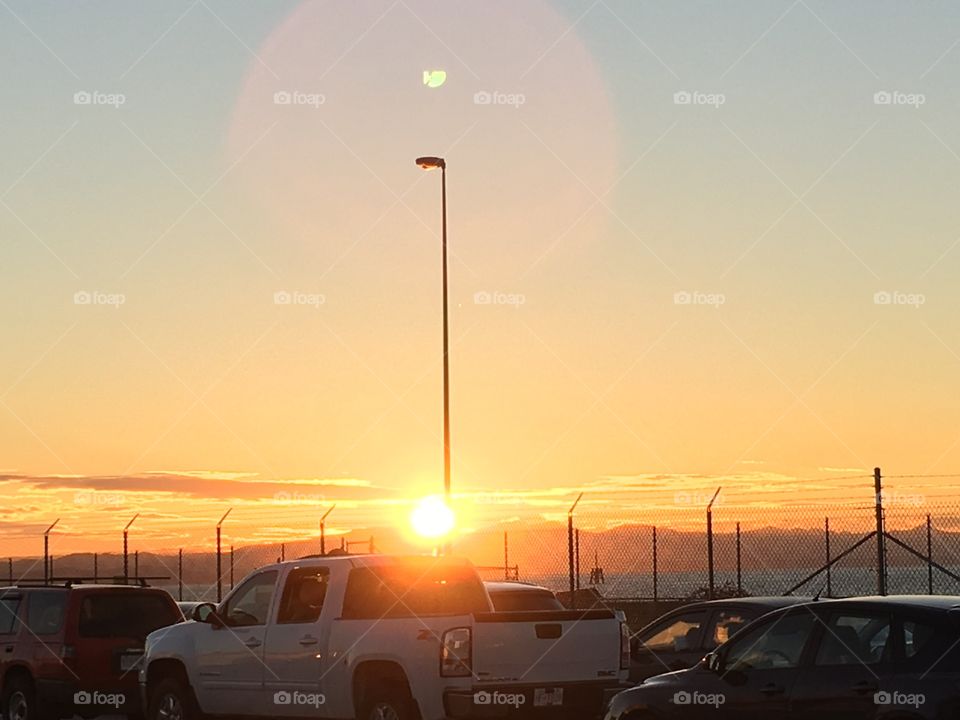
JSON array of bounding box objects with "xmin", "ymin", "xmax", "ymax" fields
[
  {"xmin": 724, "ymin": 611, "xmax": 816, "ymax": 671},
  {"xmin": 814, "ymin": 612, "xmax": 892, "ymax": 667},
  {"xmin": 27, "ymin": 591, "xmax": 67, "ymax": 635},
  {"xmin": 223, "ymin": 571, "xmax": 277, "ymax": 626},
  {"xmin": 0, "ymin": 594, "xmax": 20, "ymax": 634},
  {"xmin": 342, "ymin": 560, "xmax": 490, "ymax": 619},
  {"xmin": 79, "ymin": 593, "xmax": 180, "ymax": 639},
  {"xmin": 903, "ymin": 618, "xmax": 938, "ymax": 661},
  {"xmin": 639, "ymin": 611, "xmax": 706, "ymax": 653},
  {"xmin": 706, "ymin": 609, "xmax": 755, "ymax": 650},
  {"xmin": 277, "ymin": 568, "xmax": 329, "ymax": 624}
]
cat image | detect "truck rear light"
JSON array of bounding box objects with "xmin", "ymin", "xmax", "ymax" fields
[
  {"xmin": 620, "ymin": 623, "xmax": 630, "ymax": 670},
  {"xmin": 440, "ymin": 627, "xmax": 472, "ymax": 677}
]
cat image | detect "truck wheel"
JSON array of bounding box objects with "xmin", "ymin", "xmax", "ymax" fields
[
  {"xmin": 358, "ymin": 683, "xmax": 416, "ymax": 720},
  {"xmin": 1, "ymin": 675, "xmax": 36, "ymax": 720},
  {"xmin": 147, "ymin": 678, "xmax": 199, "ymax": 720}
]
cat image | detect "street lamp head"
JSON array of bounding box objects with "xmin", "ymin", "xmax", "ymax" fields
[{"xmin": 416, "ymin": 156, "xmax": 446, "ymax": 170}]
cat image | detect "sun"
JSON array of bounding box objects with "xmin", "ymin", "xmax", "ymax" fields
[{"xmin": 410, "ymin": 496, "xmax": 456, "ymax": 539}]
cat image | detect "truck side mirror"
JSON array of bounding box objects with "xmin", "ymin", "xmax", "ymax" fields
[
  {"xmin": 705, "ymin": 651, "xmax": 722, "ymax": 673},
  {"xmin": 193, "ymin": 603, "xmax": 222, "ymax": 627}
]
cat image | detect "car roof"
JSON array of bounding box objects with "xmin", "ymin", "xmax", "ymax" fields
[
  {"xmin": 483, "ymin": 581, "xmax": 554, "ymax": 593},
  {"xmin": 682, "ymin": 596, "xmax": 813, "ymax": 611},
  {"xmin": 262, "ymin": 554, "xmax": 474, "ymax": 572},
  {"xmin": 813, "ymin": 595, "xmax": 960, "ymax": 611}
]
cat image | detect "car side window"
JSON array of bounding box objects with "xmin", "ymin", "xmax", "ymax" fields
[
  {"xmin": 814, "ymin": 613, "xmax": 893, "ymax": 667},
  {"xmin": 222, "ymin": 571, "xmax": 278, "ymax": 627},
  {"xmin": 276, "ymin": 568, "xmax": 329, "ymax": 624},
  {"xmin": 0, "ymin": 595, "xmax": 20, "ymax": 634},
  {"xmin": 705, "ymin": 609, "xmax": 755, "ymax": 650},
  {"xmin": 724, "ymin": 611, "xmax": 816, "ymax": 671},
  {"xmin": 902, "ymin": 617, "xmax": 938, "ymax": 662},
  {"xmin": 639, "ymin": 611, "xmax": 707, "ymax": 653},
  {"xmin": 26, "ymin": 591, "xmax": 67, "ymax": 635}
]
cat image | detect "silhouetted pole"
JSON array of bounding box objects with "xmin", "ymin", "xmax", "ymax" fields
[
  {"xmin": 320, "ymin": 505, "xmax": 336, "ymax": 555},
  {"xmin": 94, "ymin": 553, "xmax": 98, "ymax": 583},
  {"xmin": 504, "ymin": 532, "xmax": 509, "ymax": 580},
  {"xmin": 927, "ymin": 514, "xmax": 934, "ymax": 595},
  {"xmin": 123, "ymin": 513, "xmax": 139, "ymax": 582},
  {"xmin": 43, "ymin": 519, "xmax": 59, "ymax": 584},
  {"xmin": 825, "ymin": 518, "xmax": 832, "ymax": 598},
  {"xmin": 178, "ymin": 549, "xmax": 183, "ymax": 601},
  {"xmin": 7, "ymin": 558, "xmax": 12, "ymax": 584},
  {"xmin": 736, "ymin": 522, "xmax": 742, "ymax": 594},
  {"xmin": 707, "ymin": 488, "xmax": 722, "ymax": 600},
  {"xmin": 230, "ymin": 546, "xmax": 234, "ymax": 589},
  {"xmin": 134, "ymin": 550, "xmax": 139, "ymax": 578},
  {"xmin": 415, "ymin": 156, "xmax": 452, "ymax": 529},
  {"xmin": 652, "ymin": 527, "xmax": 658, "ymax": 602},
  {"xmin": 575, "ymin": 529, "xmax": 581, "ymax": 591},
  {"xmin": 874, "ymin": 468, "xmax": 886, "ymax": 595},
  {"xmin": 216, "ymin": 508, "xmax": 232, "ymax": 602},
  {"xmin": 567, "ymin": 493, "xmax": 583, "ymax": 608}
]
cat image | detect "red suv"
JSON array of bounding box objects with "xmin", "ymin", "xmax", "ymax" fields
[{"xmin": 0, "ymin": 582, "xmax": 183, "ymax": 720}]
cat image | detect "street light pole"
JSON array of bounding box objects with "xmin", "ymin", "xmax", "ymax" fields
[{"xmin": 416, "ymin": 156, "xmax": 451, "ymax": 505}]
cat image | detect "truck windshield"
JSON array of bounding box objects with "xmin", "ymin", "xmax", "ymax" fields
[
  {"xmin": 342, "ymin": 559, "xmax": 491, "ymax": 619},
  {"xmin": 79, "ymin": 593, "xmax": 181, "ymax": 639}
]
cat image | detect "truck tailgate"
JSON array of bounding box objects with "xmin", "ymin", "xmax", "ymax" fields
[{"xmin": 472, "ymin": 610, "xmax": 623, "ymax": 684}]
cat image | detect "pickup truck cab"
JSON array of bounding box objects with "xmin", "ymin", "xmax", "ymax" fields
[{"xmin": 141, "ymin": 554, "xmax": 629, "ymax": 720}]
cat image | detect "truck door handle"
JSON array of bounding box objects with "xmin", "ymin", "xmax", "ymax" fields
[
  {"xmin": 244, "ymin": 638, "xmax": 262, "ymax": 648},
  {"xmin": 851, "ymin": 681, "xmax": 878, "ymax": 695},
  {"xmin": 760, "ymin": 683, "xmax": 785, "ymax": 696},
  {"xmin": 299, "ymin": 636, "xmax": 319, "ymax": 646},
  {"xmin": 3, "ymin": 646, "xmax": 12, "ymax": 653}
]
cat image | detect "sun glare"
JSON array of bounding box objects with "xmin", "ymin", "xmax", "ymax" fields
[{"xmin": 411, "ymin": 496, "xmax": 456, "ymax": 539}]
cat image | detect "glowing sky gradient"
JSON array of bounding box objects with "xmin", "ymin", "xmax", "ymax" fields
[{"xmin": 3, "ymin": 1, "xmax": 960, "ymax": 554}]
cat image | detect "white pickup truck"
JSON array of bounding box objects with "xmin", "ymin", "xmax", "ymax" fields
[{"xmin": 139, "ymin": 554, "xmax": 628, "ymax": 720}]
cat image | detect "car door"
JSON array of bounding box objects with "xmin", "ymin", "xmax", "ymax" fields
[
  {"xmin": 711, "ymin": 608, "xmax": 817, "ymax": 720},
  {"xmin": 262, "ymin": 565, "xmax": 331, "ymax": 717},
  {"xmin": 195, "ymin": 570, "xmax": 278, "ymax": 716},
  {"xmin": 789, "ymin": 608, "xmax": 897, "ymax": 720},
  {"xmin": 632, "ymin": 608, "xmax": 708, "ymax": 682}
]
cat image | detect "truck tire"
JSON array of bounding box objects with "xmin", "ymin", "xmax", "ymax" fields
[
  {"xmin": 357, "ymin": 681, "xmax": 416, "ymax": 720},
  {"xmin": 1, "ymin": 675, "xmax": 37, "ymax": 720},
  {"xmin": 147, "ymin": 677, "xmax": 200, "ymax": 720}
]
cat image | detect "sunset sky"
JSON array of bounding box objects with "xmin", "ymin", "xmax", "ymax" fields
[{"xmin": 3, "ymin": 0, "xmax": 960, "ymax": 556}]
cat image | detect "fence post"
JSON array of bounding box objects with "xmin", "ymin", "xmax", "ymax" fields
[
  {"xmin": 7, "ymin": 558, "xmax": 11, "ymax": 584},
  {"xmin": 575, "ymin": 529, "xmax": 581, "ymax": 591},
  {"xmin": 94, "ymin": 553, "xmax": 98, "ymax": 583},
  {"xmin": 178, "ymin": 549, "xmax": 183, "ymax": 601},
  {"xmin": 230, "ymin": 546, "xmax": 235, "ymax": 589},
  {"xmin": 134, "ymin": 551, "xmax": 139, "ymax": 579},
  {"xmin": 736, "ymin": 522, "xmax": 742, "ymax": 594},
  {"xmin": 707, "ymin": 488, "xmax": 721, "ymax": 600},
  {"xmin": 504, "ymin": 532, "xmax": 509, "ymax": 580},
  {"xmin": 216, "ymin": 509, "xmax": 232, "ymax": 603},
  {"xmin": 652, "ymin": 526, "xmax": 658, "ymax": 603},
  {"xmin": 567, "ymin": 493, "xmax": 583, "ymax": 609},
  {"xmin": 927, "ymin": 514, "xmax": 934, "ymax": 595},
  {"xmin": 825, "ymin": 518, "xmax": 832, "ymax": 598},
  {"xmin": 874, "ymin": 467, "xmax": 887, "ymax": 595}
]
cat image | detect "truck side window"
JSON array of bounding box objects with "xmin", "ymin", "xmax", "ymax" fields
[
  {"xmin": 26, "ymin": 591, "xmax": 67, "ymax": 635},
  {"xmin": 222, "ymin": 571, "xmax": 278, "ymax": 627},
  {"xmin": 0, "ymin": 594, "xmax": 20, "ymax": 634},
  {"xmin": 277, "ymin": 568, "xmax": 329, "ymax": 624}
]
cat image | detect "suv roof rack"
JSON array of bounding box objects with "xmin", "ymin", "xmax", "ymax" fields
[{"xmin": 3, "ymin": 576, "xmax": 169, "ymax": 588}]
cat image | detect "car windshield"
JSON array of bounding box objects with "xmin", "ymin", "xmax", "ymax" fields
[{"xmin": 79, "ymin": 593, "xmax": 180, "ymax": 639}]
